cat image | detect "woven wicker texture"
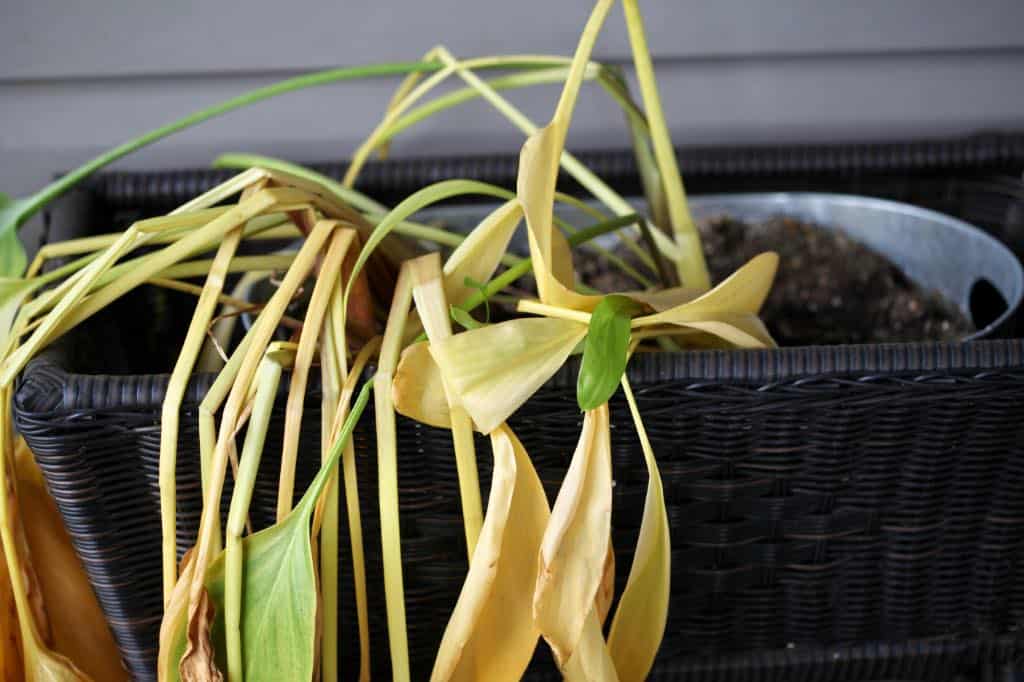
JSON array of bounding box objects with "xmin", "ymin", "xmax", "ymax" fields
[
  {"xmin": 16, "ymin": 134, "xmax": 1024, "ymax": 681},
  {"xmin": 16, "ymin": 343, "xmax": 1024, "ymax": 681}
]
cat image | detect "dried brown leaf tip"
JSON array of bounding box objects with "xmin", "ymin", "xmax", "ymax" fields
[{"xmin": 179, "ymin": 589, "xmax": 223, "ymax": 682}]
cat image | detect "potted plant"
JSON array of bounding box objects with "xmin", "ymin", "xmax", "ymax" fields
[{"xmin": 3, "ymin": 1, "xmax": 1024, "ymax": 681}]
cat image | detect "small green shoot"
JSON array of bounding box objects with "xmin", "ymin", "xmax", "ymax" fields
[
  {"xmin": 450, "ymin": 305, "xmax": 483, "ymax": 331},
  {"xmin": 577, "ymin": 295, "xmax": 642, "ymax": 410}
]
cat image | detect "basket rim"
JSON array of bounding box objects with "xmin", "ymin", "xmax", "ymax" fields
[
  {"xmin": 16, "ymin": 339, "xmax": 1024, "ymax": 415},
  {"xmin": 62, "ymin": 130, "xmax": 1024, "ymax": 209}
]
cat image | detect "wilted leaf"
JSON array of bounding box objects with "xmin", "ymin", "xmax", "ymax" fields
[
  {"xmin": 624, "ymin": 286, "xmax": 699, "ymax": 312},
  {"xmin": 158, "ymin": 381, "xmax": 372, "ymax": 682},
  {"xmin": 559, "ymin": 608, "xmax": 618, "ymax": 682},
  {"xmin": 343, "ymin": 179, "xmax": 513, "ymax": 313},
  {"xmin": 665, "ymin": 312, "xmax": 776, "ymax": 349},
  {"xmin": 13, "ymin": 439, "xmax": 126, "ymax": 681},
  {"xmin": 393, "ymin": 341, "xmax": 451, "ymax": 429},
  {"xmin": 630, "ymin": 253, "xmax": 779, "ymax": 348},
  {"xmin": 178, "ymin": 590, "xmax": 223, "ymax": 682},
  {"xmin": 442, "ymin": 200, "xmax": 522, "ymax": 306},
  {"xmin": 431, "ymin": 425, "xmax": 550, "ymax": 681},
  {"xmin": 0, "ymin": 536, "xmax": 23, "ymax": 682},
  {"xmin": 430, "ymin": 317, "xmax": 588, "ymax": 434},
  {"xmin": 158, "ymin": 552, "xmax": 195, "ymax": 682},
  {"xmin": 534, "ymin": 404, "xmax": 613, "ymax": 667},
  {"xmin": 0, "ymin": 435, "xmax": 91, "ymax": 682},
  {"xmin": 411, "ymin": 253, "xmax": 483, "ymax": 553},
  {"xmin": 577, "ymin": 295, "xmax": 641, "ymax": 410},
  {"xmin": 607, "ymin": 377, "xmax": 670, "ymax": 681},
  {"xmin": 595, "ymin": 543, "xmax": 615, "ymax": 627},
  {"xmin": 631, "ymin": 253, "xmax": 778, "ymax": 326},
  {"xmin": 515, "ymin": 0, "xmax": 615, "ymax": 313},
  {"xmin": 518, "ymin": 130, "xmax": 603, "ymax": 313},
  {"xmin": 26, "ymin": 645, "xmax": 91, "ymax": 682}
]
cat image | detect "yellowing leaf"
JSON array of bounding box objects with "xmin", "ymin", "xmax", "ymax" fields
[
  {"xmin": 158, "ymin": 552, "xmax": 195, "ymax": 682},
  {"xmin": 411, "ymin": 253, "xmax": 483, "ymax": 554},
  {"xmin": 13, "ymin": 439, "xmax": 127, "ymax": 681},
  {"xmin": 26, "ymin": 645, "xmax": 91, "ymax": 682},
  {"xmin": 629, "ymin": 253, "xmax": 779, "ymax": 348},
  {"xmin": 0, "ymin": 472, "xmax": 91, "ymax": 682},
  {"xmin": 624, "ymin": 286, "xmax": 700, "ymax": 312},
  {"xmin": 595, "ymin": 543, "xmax": 615, "ymax": 627},
  {"xmin": 632, "ymin": 253, "xmax": 778, "ymax": 326},
  {"xmin": 607, "ymin": 377, "xmax": 670, "ymax": 681},
  {"xmin": 534, "ymin": 405, "xmax": 613, "ymax": 667},
  {"xmin": 559, "ymin": 608, "xmax": 618, "ymax": 682},
  {"xmin": 393, "ymin": 341, "xmax": 451, "ymax": 429},
  {"xmin": 518, "ymin": 129, "xmax": 603, "ymax": 312},
  {"xmin": 549, "ymin": 221, "xmax": 578, "ymax": 292},
  {"xmin": 431, "ymin": 425, "xmax": 550, "ymax": 682},
  {"xmin": 515, "ymin": 0, "xmax": 616, "ymax": 312},
  {"xmin": 430, "ymin": 318, "xmax": 587, "ymax": 434},
  {"xmin": 443, "ymin": 200, "xmax": 522, "ymax": 306},
  {"xmin": 0, "ymin": 537, "xmax": 23, "ymax": 682},
  {"xmin": 671, "ymin": 313, "xmax": 776, "ymax": 349}
]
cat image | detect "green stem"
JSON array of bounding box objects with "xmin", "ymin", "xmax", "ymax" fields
[
  {"xmin": 14, "ymin": 61, "xmax": 448, "ymax": 230},
  {"xmin": 622, "ymin": 0, "xmax": 709, "ymax": 289},
  {"xmin": 213, "ymin": 153, "xmax": 522, "ymax": 267},
  {"xmin": 225, "ymin": 356, "xmax": 285, "ymax": 682},
  {"xmin": 379, "ymin": 66, "xmax": 579, "ymax": 144},
  {"xmin": 456, "ymin": 213, "xmax": 641, "ymax": 315},
  {"xmin": 298, "ymin": 379, "xmax": 375, "ymax": 515}
]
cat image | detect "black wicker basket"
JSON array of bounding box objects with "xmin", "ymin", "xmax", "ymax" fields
[{"xmin": 16, "ymin": 133, "xmax": 1024, "ymax": 682}]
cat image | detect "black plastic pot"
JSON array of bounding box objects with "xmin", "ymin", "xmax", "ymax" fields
[{"xmin": 16, "ymin": 134, "xmax": 1024, "ymax": 681}]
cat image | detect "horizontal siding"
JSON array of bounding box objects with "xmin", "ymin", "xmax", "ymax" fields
[
  {"xmin": 2, "ymin": 1, "xmax": 1023, "ymax": 250},
  {"xmin": 3, "ymin": 0, "xmax": 1024, "ymax": 81}
]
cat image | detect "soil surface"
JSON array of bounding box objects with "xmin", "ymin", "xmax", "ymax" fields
[{"xmin": 581, "ymin": 215, "xmax": 975, "ymax": 346}]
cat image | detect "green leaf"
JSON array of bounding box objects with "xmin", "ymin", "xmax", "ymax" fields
[
  {"xmin": 163, "ymin": 380, "xmax": 373, "ymax": 681},
  {"xmin": 577, "ymin": 295, "xmax": 641, "ymax": 410},
  {"xmin": 0, "ymin": 194, "xmax": 27, "ymax": 278},
  {"xmin": 205, "ymin": 511, "xmax": 316, "ymax": 681},
  {"xmin": 449, "ymin": 305, "xmax": 482, "ymax": 331}
]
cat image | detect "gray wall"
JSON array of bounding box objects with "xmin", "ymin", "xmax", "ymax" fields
[{"xmin": 3, "ymin": 0, "xmax": 1024, "ymax": 240}]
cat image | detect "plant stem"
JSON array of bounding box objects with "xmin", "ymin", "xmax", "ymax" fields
[
  {"xmin": 371, "ymin": 264, "xmax": 416, "ymax": 682},
  {"xmin": 324, "ymin": 334, "xmax": 380, "ymax": 682},
  {"xmin": 158, "ymin": 227, "xmax": 241, "ymax": 602},
  {"xmin": 433, "ymin": 47, "xmax": 680, "ymax": 262},
  {"xmin": 516, "ymin": 299, "xmax": 592, "ymax": 324},
  {"xmin": 622, "ymin": 0, "xmax": 709, "ymax": 289},
  {"xmin": 277, "ymin": 228, "xmax": 356, "ymax": 522},
  {"xmin": 214, "ymin": 154, "xmax": 523, "ymax": 266},
  {"xmin": 187, "ymin": 218, "xmax": 337, "ymax": 621},
  {"xmin": 224, "ymin": 354, "xmax": 286, "ymax": 682},
  {"xmin": 454, "ymin": 213, "xmax": 641, "ymax": 316},
  {"xmin": 13, "ymin": 62, "xmax": 447, "ymax": 231},
  {"xmin": 344, "ymin": 56, "xmax": 578, "ymax": 187},
  {"xmin": 409, "ymin": 254, "xmax": 483, "ymax": 556}
]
